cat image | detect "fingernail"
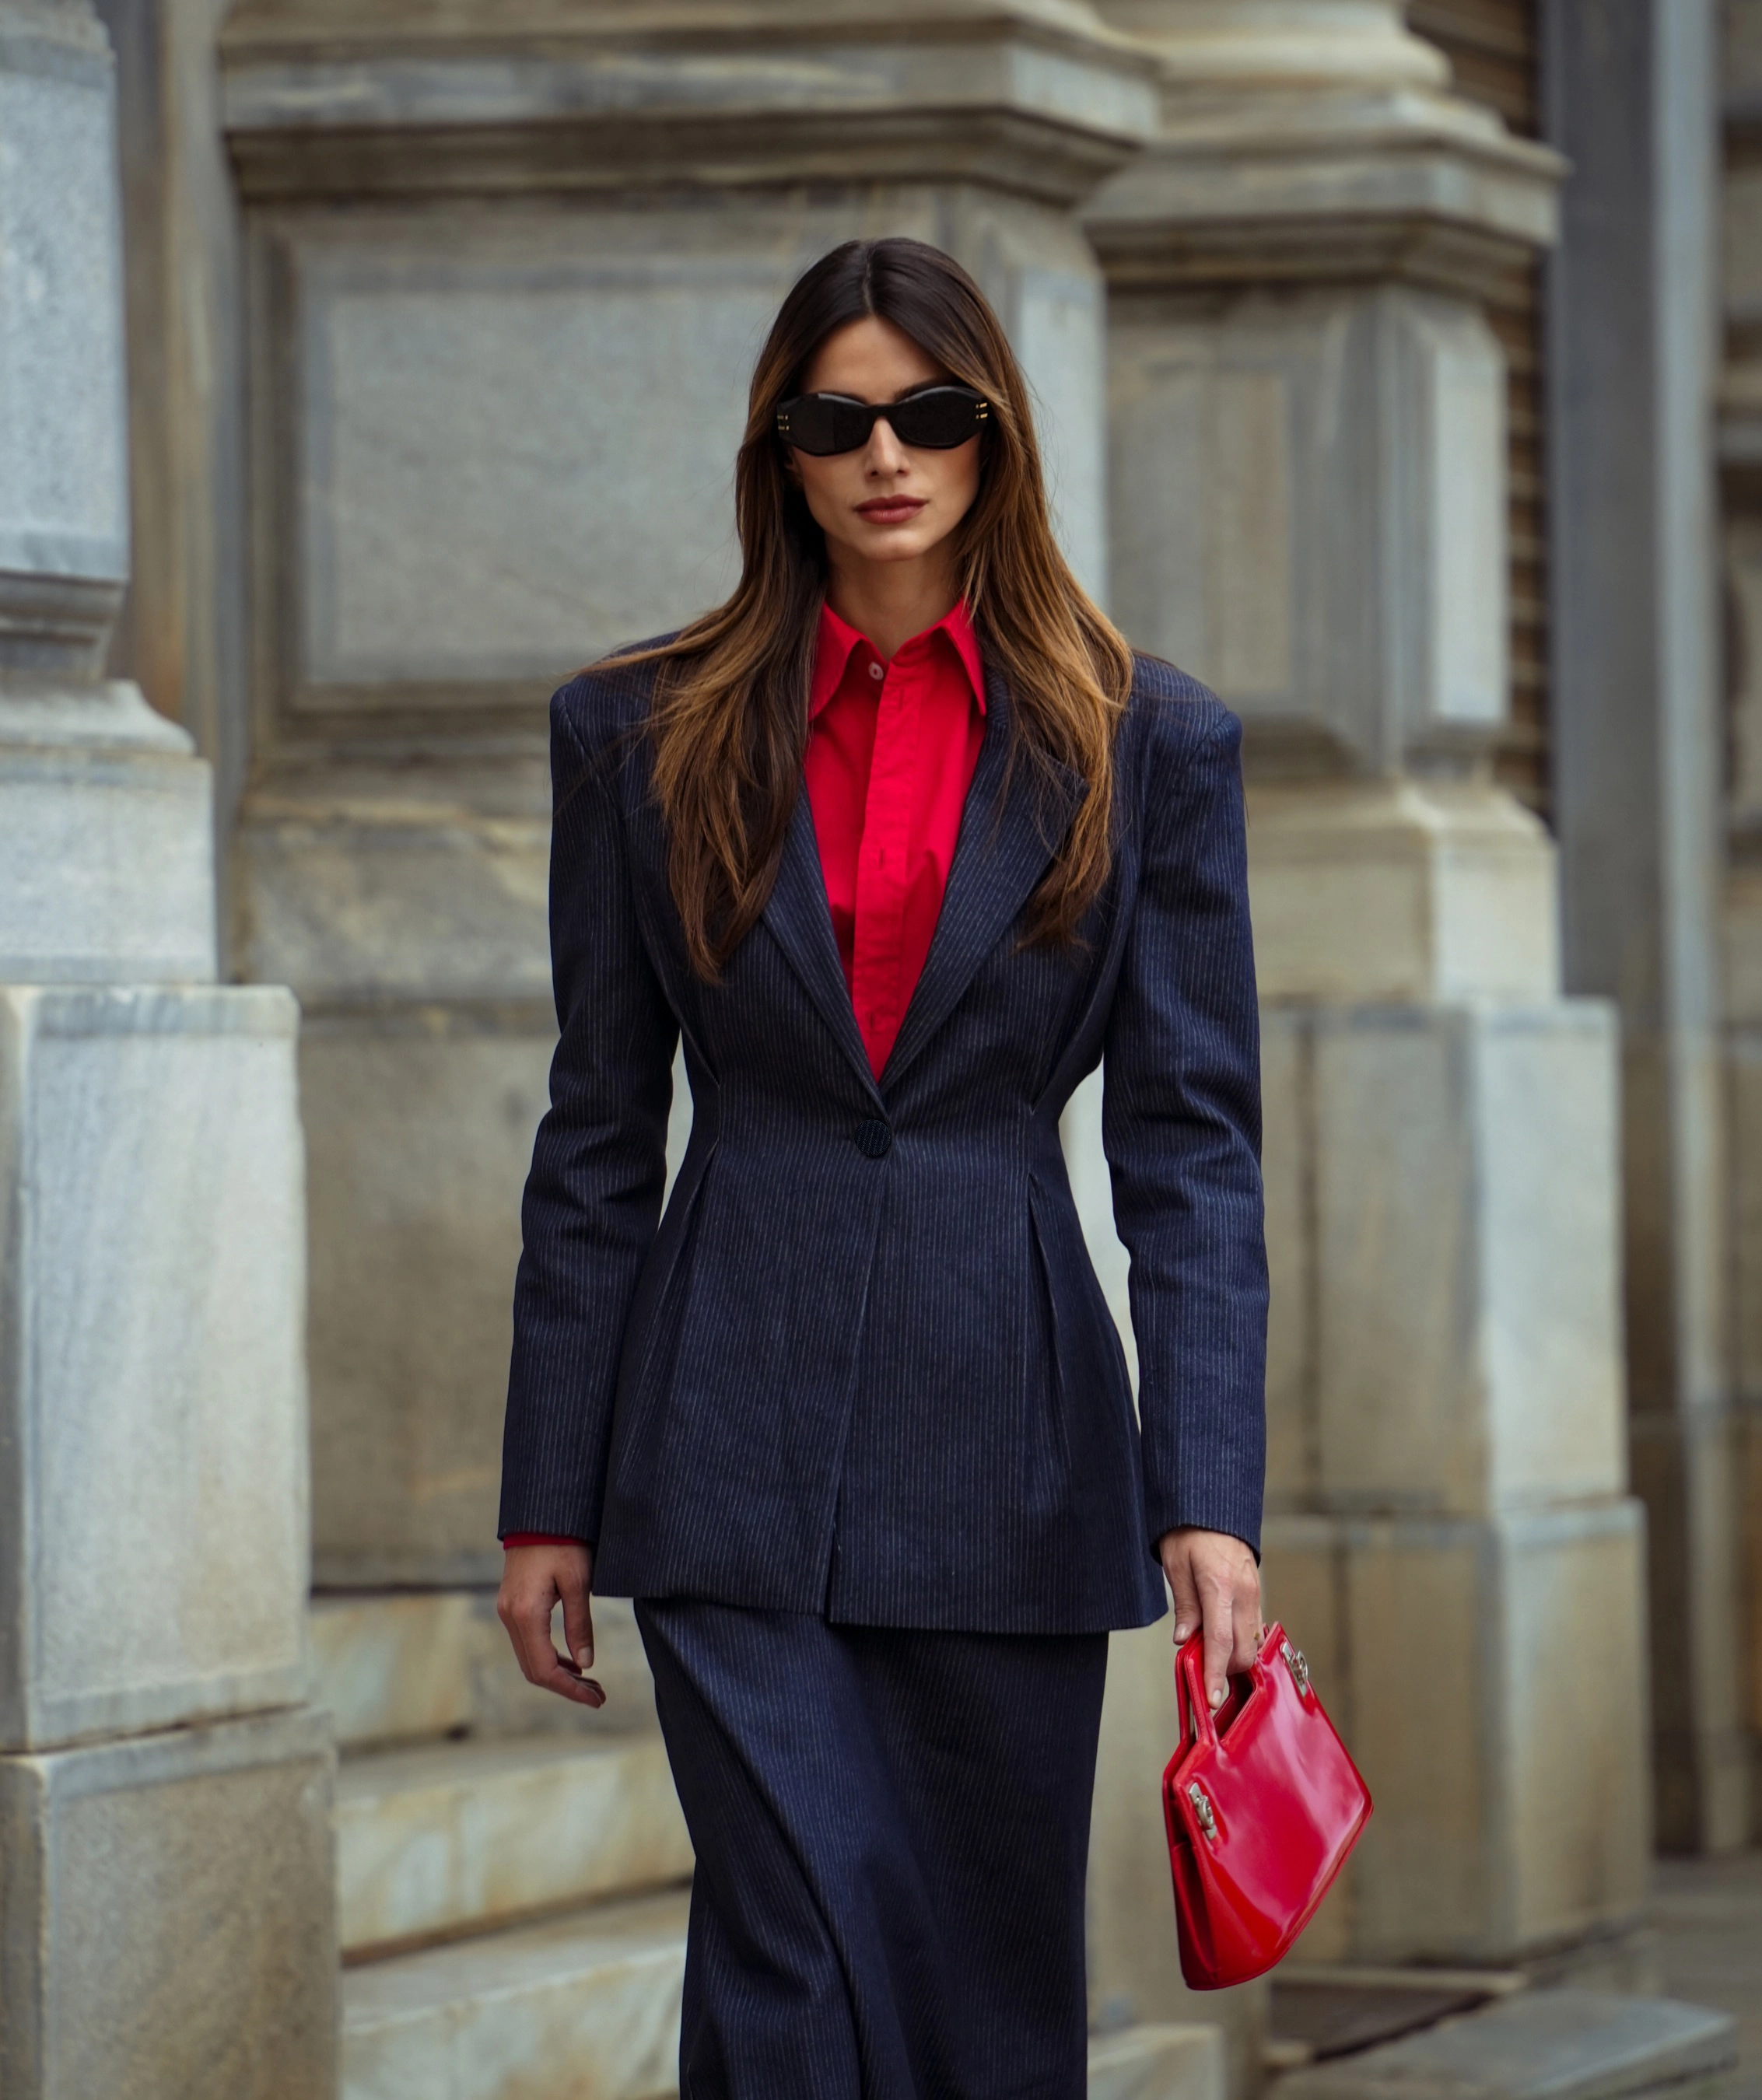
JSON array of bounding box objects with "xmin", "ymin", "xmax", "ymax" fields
[
  {"xmin": 576, "ymin": 1648, "xmax": 593, "ymax": 1671},
  {"xmin": 1210, "ymin": 1685, "xmax": 1225, "ymax": 1710},
  {"xmin": 1172, "ymin": 1623, "xmax": 1190, "ymax": 1642}
]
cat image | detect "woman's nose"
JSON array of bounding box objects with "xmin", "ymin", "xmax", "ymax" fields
[{"xmin": 865, "ymin": 417, "xmax": 909, "ymax": 474}]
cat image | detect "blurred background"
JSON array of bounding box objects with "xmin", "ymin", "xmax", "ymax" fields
[{"xmin": 3, "ymin": 2, "xmax": 1762, "ymax": 2096}]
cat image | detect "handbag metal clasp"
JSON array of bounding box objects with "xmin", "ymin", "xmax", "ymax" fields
[
  {"xmin": 1186, "ymin": 1782, "xmax": 1217, "ymax": 1843},
  {"xmin": 1282, "ymin": 1640, "xmax": 1311, "ymax": 1697}
]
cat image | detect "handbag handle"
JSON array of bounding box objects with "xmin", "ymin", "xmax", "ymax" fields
[{"xmin": 1176, "ymin": 1636, "xmax": 1220, "ymax": 1751}]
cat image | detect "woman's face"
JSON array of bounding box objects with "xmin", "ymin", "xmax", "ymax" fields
[{"xmin": 785, "ymin": 316, "xmax": 983, "ymax": 578}]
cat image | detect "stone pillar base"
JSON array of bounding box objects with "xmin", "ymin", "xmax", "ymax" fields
[
  {"xmin": 0, "ymin": 985, "xmax": 309, "ymax": 1748},
  {"xmin": 1263, "ymin": 1503, "xmax": 1650, "ymax": 1965},
  {"xmin": 0, "ymin": 1709, "xmax": 337, "ymax": 2099},
  {"xmin": 1252, "ymin": 990, "xmax": 1646, "ymax": 1958},
  {"xmin": 1246, "ymin": 779, "xmax": 1559, "ymax": 1005},
  {"xmin": 0, "ymin": 685, "xmax": 216, "ymax": 982}
]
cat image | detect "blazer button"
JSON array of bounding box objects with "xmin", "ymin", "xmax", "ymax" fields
[{"xmin": 854, "ymin": 1118, "xmax": 892, "ymax": 1159}]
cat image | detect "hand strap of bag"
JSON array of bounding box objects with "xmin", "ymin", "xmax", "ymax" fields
[{"xmin": 1178, "ymin": 1640, "xmax": 1221, "ymax": 1750}]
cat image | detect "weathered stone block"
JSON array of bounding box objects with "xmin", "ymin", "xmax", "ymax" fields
[
  {"xmin": 1292, "ymin": 1000, "xmax": 1626, "ymax": 1516},
  {"xmin": 0, "ymin": 985, "xmax": 308, "ymax": 1749},
  {"xmin": 234, "ymin": 786, "xmax": 550, "ymax": 1003},
  {"xmin": 1262, "ymin": 1503, "xmax": 1650, "ymax": 1963},
  {"xmin": 0, "ymin": 1707, "xmax": 337, "ymax": 2100},
  {"xmin": 1260, "ymin": 1004, "xmax": 1310, "ymax": 1509},
  {"xmin": 1273, "ymin": 1986, "xmax": 1735, "ymax": 2100},
  {"xmin": 1244, "ymin": 782, "xmax": 1558, "ymax": 1005},
  {"xmin": 310, "ymin": 1590, "xmax": 659, "ymax": 1749},
  {"xmin": 1105, "ymin": 285, "xmax": 1511, "ymax": 776},
  {"xmin": 0, "ymin": 4, "xmax": 130, "ymax": 674},
  {"xmin": 303, "ymin": 1012, "xmax": 555, "ymax": 1586},
  {"xmin": 337, "ymin": 1734, "xmax": 693, "ymax": 1955},
  {"xmin": 341, "ymin": 1888, "xmax": 686, "ymax": 2100},
  {"xmin": 0, "ymin": 687, "xmax": 217, "ymax": 982},
  {"xmin": 1087, "ymin": 2021, "xmax": 1224, "ymax": 2100}
]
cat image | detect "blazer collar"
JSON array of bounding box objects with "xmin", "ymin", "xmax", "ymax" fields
[
  {"xmin": 758, "ymin": 654, "xmax": 1088, "ymax": 1101},
  {"xmin": 881, "ymin": 663, "xmax": 1085, "ymax": 1089}
]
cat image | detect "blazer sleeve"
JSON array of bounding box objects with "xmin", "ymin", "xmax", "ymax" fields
[
  {"xmin": 498, "ymin": 678, "xmax": 679, "ymax": 1546},
  {"xmin": 1102, "ymin": 702, "xmax": 1269, "ymax": 1559}
]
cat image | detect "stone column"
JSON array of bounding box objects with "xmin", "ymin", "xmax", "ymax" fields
[
  {"xmin": 1084, "ymin": 0, "xmax": 1652, "ymax": 1965},
  {"xmin": 0, "ymin": 6, "xmax": 336, "ymax": 2093},
  {"xmin": 1544, "ymin": 0, "xmax": 1747, "ymax": 1854}
]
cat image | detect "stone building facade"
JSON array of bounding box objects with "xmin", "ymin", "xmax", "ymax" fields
[{"xmin": 0, "ymin": 2, "xmax": 1753, "ymax": 2096}]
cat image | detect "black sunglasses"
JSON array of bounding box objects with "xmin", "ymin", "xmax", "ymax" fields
[{"xmin": 776, "ymin": 385, "xmax": 990, "ymax": 457}]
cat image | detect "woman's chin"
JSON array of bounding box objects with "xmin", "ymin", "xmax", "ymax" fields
[{"xmin": 840, "ymin": 524, "xmax": 941, "ymax": 565}]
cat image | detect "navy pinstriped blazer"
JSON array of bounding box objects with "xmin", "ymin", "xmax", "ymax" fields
[{"xmin": 498, "ymin": 640, "xmax": 1268, "ymax": 1634}]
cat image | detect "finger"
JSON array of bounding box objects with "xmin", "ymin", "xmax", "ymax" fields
[
  {"xmin": 1166, "ymin": 1546, "xmax": 1202, "ymax": 1647},
  {"xmin": 512, "ymin": 1591, "xmax": 604, "ymax": 1709},
  {"xmin": 1200, "ymin": 1571, "xmax": 1234, "ymax": 1710},
  {"xmin": 559, "ymin": 1573, "xmax": 595, "ymax": 1677},
  {"xmin": 534, "ymin": 1655, "xmax": 606, "ymax": 1709},
  {"xmin": 1229, "ymin": 1561, "xmax": 1263, "ymax": 1675}
]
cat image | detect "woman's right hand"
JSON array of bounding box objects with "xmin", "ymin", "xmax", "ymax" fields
[{"xmin": 497, "ymin": 1541, "xmax": 604, "ymax": 1707}]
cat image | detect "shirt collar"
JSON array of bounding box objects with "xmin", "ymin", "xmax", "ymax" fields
[{"xmin": 808, "ymin": 597, "xmax": 988, "ymax": 721}]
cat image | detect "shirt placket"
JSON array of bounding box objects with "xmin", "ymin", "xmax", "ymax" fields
[{"xmin": 851, "ymin": 648, "xmax": 925, "ymax": 1069}]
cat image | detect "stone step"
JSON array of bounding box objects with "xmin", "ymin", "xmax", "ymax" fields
[
  {"xmin": 342, "ymin": 1888, "xmax": 689, "ymax": 2100},
  {"xmin": 312, "ymin": 1590, "xmax": 660, "ymax": 1751},
  {"xmin": 338, "ymin": 1734, "xmax": 694, "ymax": 1956},
  {"xmin": 1273, "ymin": 1987, "xmax": 1738, "ymax": 2100},
  {"xmin": 1088, "ymin": 2021, "xmax": 1227, "ymax": 2100},
  {"xmin": 345, "ymin": 1894, "xmax": 1221, "ymax": 2100}
]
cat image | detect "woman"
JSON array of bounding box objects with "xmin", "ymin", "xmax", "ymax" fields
[{"xmin": 496, "ymin": 237, "xmax": 1267, "ymax": 2099}]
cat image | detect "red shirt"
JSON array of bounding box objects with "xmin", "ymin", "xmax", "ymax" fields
[
  {"xmin": 504, "ymin": 597, "xmax": 986, "ymax": 1552},
  {"xmin": 803, "ymin": 597, "xmax": 987, "ymax": 1077}
]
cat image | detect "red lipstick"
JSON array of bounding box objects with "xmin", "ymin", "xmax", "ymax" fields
[{"xmin": 856, "ymin": 495, "xmax": 927, "ymax": 524}]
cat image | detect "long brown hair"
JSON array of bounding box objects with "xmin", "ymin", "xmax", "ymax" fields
[{"xmin": 608, "ymin": 236, "xmax": 1134, "ymax": 978}]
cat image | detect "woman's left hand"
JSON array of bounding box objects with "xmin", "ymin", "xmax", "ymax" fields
[{"xmin": 1158, "ymin": 1527, "xmax": 1263, "ymax": 1713}]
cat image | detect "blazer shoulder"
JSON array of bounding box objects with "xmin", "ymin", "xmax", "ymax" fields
[
  {"xmin": 1124, "ymin": 649, "xmax": 1242, "ymax": 780},
  {"xmin": 549, "ymin": 632, "xmax": 681, "ymax": 780}
]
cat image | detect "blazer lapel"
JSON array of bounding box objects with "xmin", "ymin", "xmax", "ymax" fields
[
  {"xmin": 881, "ymin": 664, "xmax": 1088, "ymax": 1092},
  {"xmin": 759, "ymin": 785, "xmax": 885, "ymax": 1101}
]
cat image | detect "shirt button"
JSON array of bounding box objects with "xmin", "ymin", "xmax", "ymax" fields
[
  {"xmin": 853, "ymin": 1118, "xmax": 892, "ymax": 1159},
  {"xmin": 869, "ymin": 662, "xmax": 884, "ymax": 681}
]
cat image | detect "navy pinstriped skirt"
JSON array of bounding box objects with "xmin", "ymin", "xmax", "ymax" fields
[{"xmin": 635, "ymin": 1600, "xmax": 1109, "ymax": 2100}]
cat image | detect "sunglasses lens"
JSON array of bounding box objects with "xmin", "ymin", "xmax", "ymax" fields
[
  {"xmin": 890, "ymin": 389, "xmax": 983, "ymax": 449},
  {"xmin": 783, "ymin": 396, "xmax": 873, "ymax": 455},
  {"xmin": 779, "ymin": 387, "xmax": 986, "ymax": 455}
]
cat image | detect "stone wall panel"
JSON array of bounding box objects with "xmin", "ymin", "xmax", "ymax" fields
[
  {"xmin": 1262, "ymin": 1503, "xmax": 1649, "ymax": 1963},
  {"xmin": 0, "ymin": 1708, "xmax": 337, "ymax": 2100},
  {"xmin": 0, "ymin": 985, "xmax": 308, "ymax": 1750}
]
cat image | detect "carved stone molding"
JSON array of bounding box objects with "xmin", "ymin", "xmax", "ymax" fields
[
  {"xmin": 0, "ymin": 0, "xmax": 130, "ymax": 676},
  {"xmin": 219, "ymin": 0, "xmax": 1160, "ymax": 205},
  {"xmin": 1085, "ymin": 0, "xmax": 1561, "ymax": 301}
]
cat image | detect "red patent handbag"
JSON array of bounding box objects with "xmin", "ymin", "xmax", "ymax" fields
[{"xmin": 1161, "ymin": 1622, "xmax": 1371, "ymax": 1990}]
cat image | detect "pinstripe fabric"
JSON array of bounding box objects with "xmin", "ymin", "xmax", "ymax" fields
[
  {"xmin": 635, "ymin": 1598, "xmax": 1108, "ymax": 2100},
  {"xmin": 499, "ymin": 640, "xmax": 1268, "ymax": 1631}
]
